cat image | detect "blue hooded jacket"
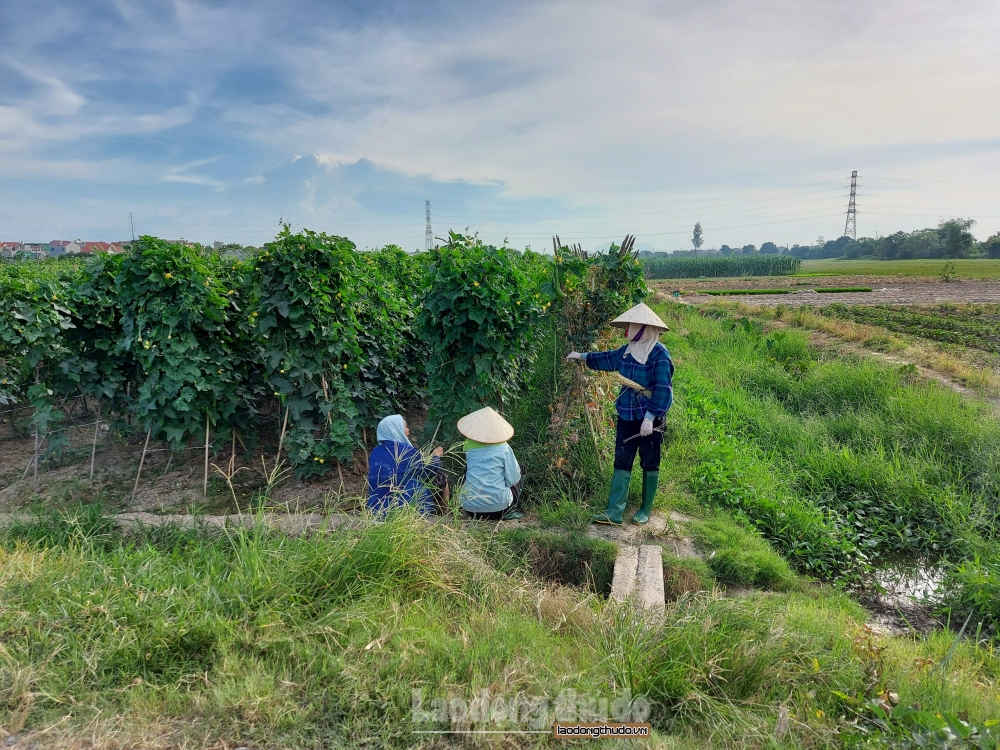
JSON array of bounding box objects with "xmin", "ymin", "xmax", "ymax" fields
[{"xmin": 366, "ymin": 415, "xmax": 440, "ymax": 514}]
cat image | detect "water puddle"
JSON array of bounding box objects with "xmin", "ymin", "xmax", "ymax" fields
[
  {"xmin": 865, "ymin": 557, "xmax": 945, "ymax": 635},
  {"xmin": 873, "ymin": 557, "xmax": 945, "ymax": 606}
]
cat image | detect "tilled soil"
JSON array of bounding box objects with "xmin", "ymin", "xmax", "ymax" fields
[
  {"xmin": 0, "ymin": 411, "xmax": 382, "ymax": 514},
  {"xmin": 662, "ymin": 280, "xmax": 1000, "ymax": 306},
  {"xmin": 653, "ymin": 274, "xmax": 935, "ymax": 292}
]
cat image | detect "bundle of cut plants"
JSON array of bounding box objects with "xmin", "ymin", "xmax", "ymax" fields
[{"xmin": 614, "ymin": 372, "xmax": 651, "ymax": 398}]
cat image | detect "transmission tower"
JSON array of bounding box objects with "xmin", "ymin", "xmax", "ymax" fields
[
  {"xmin": 844, "ymin": 170, "xmax": 857, "ymax": 240},
  {"xmin": 425, "ymin": 200, "xmax": 433, "ymax": 250}
]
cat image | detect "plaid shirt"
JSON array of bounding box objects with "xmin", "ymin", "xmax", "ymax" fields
[{"xmin": 585, "ymin": 343, "xmax": 674, "ymax": 421}]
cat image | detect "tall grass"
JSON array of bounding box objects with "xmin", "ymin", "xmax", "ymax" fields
[
  {"xmin": 653, "ymin": 302, "xmax": 1000, "ymax": 625},
  {"xmin": 3, "ymin": 511, "xmax": 1000, "ymax": 744},
  {"xmin": 644, "ymin": 255, "xmax": 801, "ymax": 279}
]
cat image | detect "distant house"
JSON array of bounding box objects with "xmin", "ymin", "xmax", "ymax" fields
[
  {"xmin": 80, "ymin": 242, "xmax": 112, "ymax": 254},
  {"xmin": 1, "ymin": 241, "xmax": 22, "ymax": 258},
  {"xmin": 49, "ymin": 240, "xmax": 82, "ymax": 255}
]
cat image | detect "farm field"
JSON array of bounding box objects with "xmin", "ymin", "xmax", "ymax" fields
[
  {"xmin": 4, "ymin": 241, "xmax": 1000, "ymax": 747},
  {"xmin": 668, "ymin": 281, "xmax": 1000, "ymax": 307},
  {"xmin": 799, "ymin": 258, "xmax": 1000, "ymax": 279}
]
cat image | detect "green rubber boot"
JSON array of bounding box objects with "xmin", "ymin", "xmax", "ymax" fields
[
  {"xmin": 631, "ymin": 471, "xmax": 659, "ymax": 525},
  {"xmin": 592, "ymin": 469, "xmax": 632, "ymax": 525}
]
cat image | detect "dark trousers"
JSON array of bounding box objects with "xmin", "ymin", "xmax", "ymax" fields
[
  {"xmin": 464, "ymin": 464, "xmax": 523, "ymax": 520},
  {"xmin": 430, "ymin": 468, "xmax": 450, "ymax": 515},
  {"xmin": 613, "ymin": 417, "xmax": 663, "ymax": 472}
]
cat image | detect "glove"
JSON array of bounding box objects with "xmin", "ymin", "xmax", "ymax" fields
[
  {"xmin": 639, "ymin": 418, "xmax": 654, "ymax": 437},
  {"xmin": 566, "ymin": 351, "xmax": 584, "ymax": 361}
]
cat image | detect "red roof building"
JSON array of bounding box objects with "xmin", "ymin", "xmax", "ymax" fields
[{"xmin": 80, "ymin": 242, "xmax": 112, "ymax": 253}]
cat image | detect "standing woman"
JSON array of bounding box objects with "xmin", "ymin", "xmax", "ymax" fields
[{"xmin": 566, "ymin": 302, "xmax": 674, "ymax": 525}]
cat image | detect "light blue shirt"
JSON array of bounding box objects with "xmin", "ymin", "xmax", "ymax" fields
[{"xmin": 462, "ymin": 441, "xmax": 521, "ymax": 513}]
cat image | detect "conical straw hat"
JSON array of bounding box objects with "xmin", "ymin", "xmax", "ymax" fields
[
  {"xmin": 609, "ymin": 302, "xmax": 669, "ymax": 331},
  {"xmin": 457, "ymin": 406, "xmax": 514, "ymax": 444}
]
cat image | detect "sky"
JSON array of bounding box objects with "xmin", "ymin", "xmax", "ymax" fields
[{"xmin": 1, "ymin": 0, "xmax": 999, "ymax": 252}]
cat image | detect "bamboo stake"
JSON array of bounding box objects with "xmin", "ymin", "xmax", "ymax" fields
[
  {"xmin": 583, "ymin": 397, "xmax": 600, "ymax": 457},
  {"xmin": 553, "ymin": 326, "xmax": 558, "ymax": 396},
  {"xmin": 131, "ymin": 427, "xmax": 152, "ymax": 500},
  {"xmin": 203, "ymin": 414, "xmax": 210, "ymax": 500},
  {"xmin": 33, "ymin": 422, "xmax": 39, "ymax": 491},
  {"xmin": 336, "ymin": 459, "xmax": 345, "ymax": 493},
  {"xmin": 21, "ymin": 436, "xmax": 46, "ymax": 481},
  {"xmin": 276, "ymin": 407, "xmax": 289, "ymax": 459},
  {"xmin": 89, "ymin": 402, "xmax": 101, "ymax": 480},
  {"xmin": 576, "ymin": 369, "xmax": 601, "ymax": 459}
]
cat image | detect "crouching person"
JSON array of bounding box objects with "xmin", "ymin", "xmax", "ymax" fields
[
  {"xmin": 367, "ymin": 415, "xmax": 447, "ymax": 515},
  {"xmin": 458, "ymin": 407, "xmax": 523, "ymax": 521}
]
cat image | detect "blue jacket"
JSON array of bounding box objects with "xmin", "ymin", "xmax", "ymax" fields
[
  {"xmin": 366, "ymin": 441, "xmax": 440, "ymax": 515},
  {"xmin": 461, "ymin": 441, "xmax": 521, "ymax": 514},
  {"xmin": 585, "ymin": 343, "xmax": 674, "ymax": 421}
]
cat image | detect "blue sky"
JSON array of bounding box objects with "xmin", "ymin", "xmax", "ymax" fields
[{"xmin": 1, "ymin": 0, "xmax": 999, "ymax": 250}]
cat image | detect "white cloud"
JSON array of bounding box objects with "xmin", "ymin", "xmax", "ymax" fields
[{"xmin": 1, "ymin": 0, "xmax": 999, "ymax": 246}]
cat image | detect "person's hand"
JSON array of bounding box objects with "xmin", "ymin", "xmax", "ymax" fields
[
  {"xmin": 432, "ymin": 446, "xmax": 444, "ymax": 457},
  {"xmin": 639, "ymin": 418, "xmax": 654, "ymax": 437},
  {"xmin": 566, "ymin": 351, "xmax": 584, "ymax": 361}
]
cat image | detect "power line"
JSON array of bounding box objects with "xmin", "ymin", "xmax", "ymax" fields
[
  {"xmin": 434, "ymin": 185, "xmax": 848, "ymax": 218},
  {"xmin": 473, "ymin": 211, "xmax": 846, "ymax": 241}
]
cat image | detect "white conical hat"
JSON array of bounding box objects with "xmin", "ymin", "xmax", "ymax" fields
[
  {"xmin": 457, "ymin": 406, "xmax": 514, "ymax": 444},
  {"xmin": 610, "ymin": 302, "xmax": 669, "ymax": 330}
]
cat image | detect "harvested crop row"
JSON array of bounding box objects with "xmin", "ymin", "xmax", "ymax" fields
[{"xmin": 818, "ymin": 303, "xmax": 1000, "ymax": 354}]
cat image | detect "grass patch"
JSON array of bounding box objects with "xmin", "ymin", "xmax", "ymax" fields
[
  {"xmin": 697, "ymin": 286, "xmax": 871, "ymax": 296},
  {"xmin": 799, "ymin": 258, "xmax": 1000, "ymax": 279},
  {"xmin": 701, "ymin": 288, "xmax": 791, "ymax": 295},
  {"xmin": 747, "ymin": 302, "xmax": 1000, "ymax": 397},
  {"xmin": 686, "ymin": 514, "xmax": 801, "ymax": 591},
  {"xmin": 536, "ymin": 495, "xmax": 593, "ymax": 531},
  {"xmin": 661, "ymin": 554, "xmax": 714, "ymax": 599},
  {"xmin": 3, "ymin": 507, "xmax": 1000, "ymax": 746},
  {"xmin": 495, "ymin": 527, "xmax": 617, "ymax": 595},
  {"xmin": 653, "ymin": 300, "xmax": 1000, "ymax": 616}
]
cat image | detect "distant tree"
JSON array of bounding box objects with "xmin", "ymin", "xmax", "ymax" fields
[
  {"xmin": 901, "ymin": 228, "xmax": 944, "ymax": 259},
  {"xmin": 983, "ymin": 233, "xmax": 1000, "ymax": 259},
  {"xmin": 692, "ymin": 223, "xmax": 704, "ymax": 255},
  {"xmin": 719, "ymin": 244, "xmax": 733, "ymax": 256},
  {"xmin": 741, "ymin": 244, "xmax": 756, "ymax": 254},
  {"xmin": 873, "ymin": 231, "xmax": 907, "ymax": 260},
  {"xmin": 760, "ymin": 242, "xmax": 778, "ymax": 254},
  {"xmin": 938, "ymin": 218, "xmax": 976, "ymax": 258}
]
